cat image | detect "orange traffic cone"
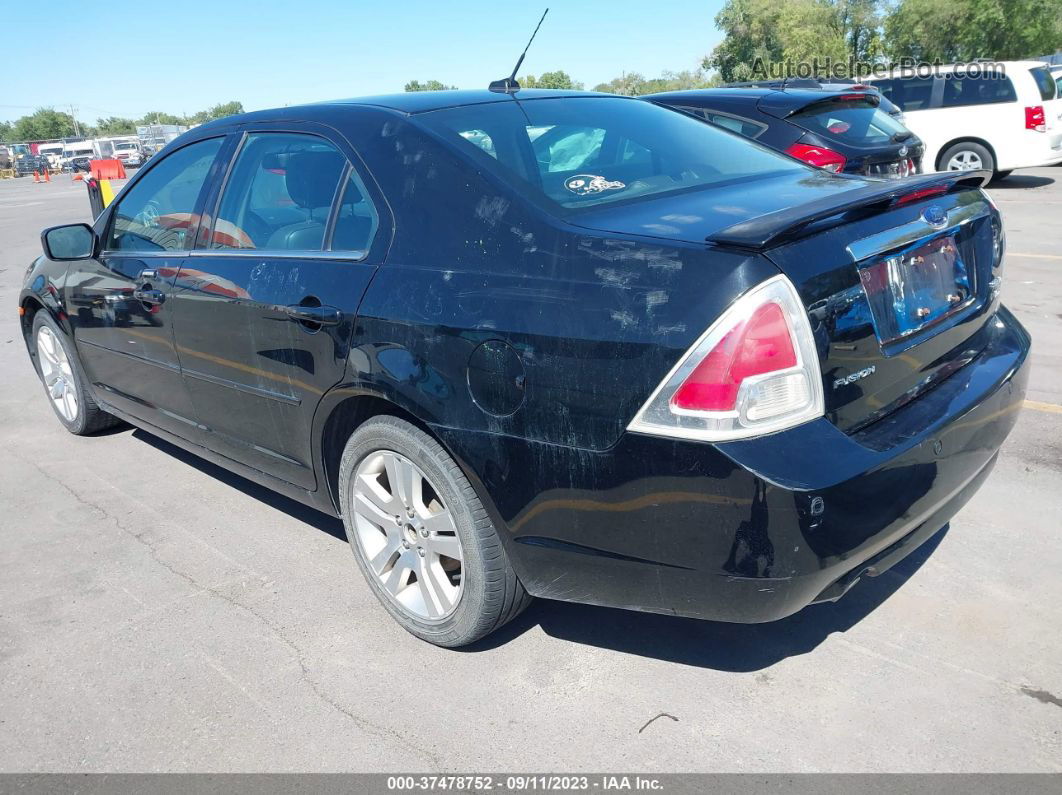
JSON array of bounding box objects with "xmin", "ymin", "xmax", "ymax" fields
[
  {"xmin": 44, "ymin": 169, "xmax": 51, "ymax": 182},
  {"xmin": 33, "ymin": 171, "xmax": 40, "ymax": 183}
]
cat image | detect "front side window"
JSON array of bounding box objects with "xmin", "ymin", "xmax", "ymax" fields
[
  {"xmin": 106, "ymin": 137, "xmax": 223, "ymax": 252},
  {"xmin": 209, "ymin": 133, "xmax": 346, "ymax": 251},
  {"xmin": 417, "ymin": 96, "xmax": 805, "ymax": 212}
]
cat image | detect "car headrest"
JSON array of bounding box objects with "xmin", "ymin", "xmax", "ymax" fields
[{"xmin": 285, "ymin": 151, "xmax": 345, "ymax": 209}]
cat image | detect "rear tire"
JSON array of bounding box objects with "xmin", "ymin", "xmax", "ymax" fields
[
  {"xmin": 338, "ymin": 416, "xmax": 531, "ymax": 647},
  {"xmin": 939, "ymin": 142, "xmax": 994, "ymax": 185},
  {"xmin": 31, "ymin": 312, "xmax": 121, "ymax": 435}
]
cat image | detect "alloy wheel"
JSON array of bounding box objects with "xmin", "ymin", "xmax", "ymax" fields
[
  {"xmin": 351, "ymin": 450, "xmax": 464, "ymax": 622},
  {"xmin": 946, "ymin": 150, "xmax": 983, "ymax": 171},
  {"xmin": 36, "ymin": 326, "xmax": 79, "ymax": 423}
]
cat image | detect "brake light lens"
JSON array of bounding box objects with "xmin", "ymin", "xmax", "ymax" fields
[
  {"xmin": 628, "ymin": 275, "xmax": 824, "ymax": 442},
  {"xmin": 1026, "ymin": 105, "xmax": 1046, "ymax": 132},
  {"xmin": 785, "ymin": 143, "xmax": 846, "ymax": 173},
  {"xmin": 894, "ymin": 184, "xmax": 949, "ymax": 206}
]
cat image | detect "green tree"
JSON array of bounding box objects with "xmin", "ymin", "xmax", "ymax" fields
[
  {"xmin": 404, "ymin": 79, "xmax": 458, "ymax": 91},
  {"xmin": 0, "ymin": 120, "xmax": 12, "ymax": 141},
  {"xmin": 12, "ymin": 108, "xmax": 78, "ymax": 141},
  {"xmin": 94, "ymin": 116, "xmax": 137, "ymax": 136},
  {"xmin": 138, "ymin": 111, "xmax": 185, "ymax": 126},
  {"xmin": 593, "ymin": 69, "xmax": 718, "ymax": 95},
  {"xmin": 522, "ymin": 70, "xmax": 584, "ymax": 89},
  {"xmin": 706, "ymin": 0, "xmax": 882, "ymax": 82},
  {"xmin": 885, "ymin": 0, "xmax": 1062, "ymax": 61},
  {"xmin": 188, "ymin": 101, "xmax": 245, "ymax": 124}
]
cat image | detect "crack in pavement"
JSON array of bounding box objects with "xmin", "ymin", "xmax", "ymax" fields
[{"xmin": 9, "ymin": 448, "xmax": 444, "ymax": 771}]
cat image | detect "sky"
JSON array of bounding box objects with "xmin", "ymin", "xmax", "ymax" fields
[{"xmin": 1, "ymin": 0, "xmax": 724, "ymax": 125}]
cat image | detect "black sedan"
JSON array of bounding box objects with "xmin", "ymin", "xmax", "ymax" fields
[
  {"xmin": 20, "ymin": 90, "xmax": 1028, "ymax": 646},
  {"xmin": 649, "ymin": 86, "xmax": 924, "ymax": 179}
]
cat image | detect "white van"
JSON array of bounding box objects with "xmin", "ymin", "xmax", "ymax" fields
[{"xmin": 864, "ymin": 61, "xmax": 1062, "ymax": 182}]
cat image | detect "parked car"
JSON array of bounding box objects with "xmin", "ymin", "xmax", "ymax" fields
[
  {"xmin": 722, "ymin": 77, "xmax": 907, "ymax": 121},
  {"xmin": 863, "ymin": 61, "xmax": 1062, "ymax": 182},
  {"xmin": 20, "ymin": 90, "xmax": 1029, "ymax": 647},
  {"xmin": 649, "ymin": 86, "xmax": 924, "ymax": 179},
  {"xmin": 112, "ymin": 140, "xmax": 143, "ymax": 167},
  {"xmin": 66, "ymin": 156, "xmax": 92, "ymax": 173},
  {"xmin": 14, "ymin": 154, "xmax": 49, "ymax": 177}
]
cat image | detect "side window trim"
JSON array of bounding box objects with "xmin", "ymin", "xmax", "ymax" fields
[{"xmin": 101, "ymin": 135, "xmax": 229, "ymax": 256}]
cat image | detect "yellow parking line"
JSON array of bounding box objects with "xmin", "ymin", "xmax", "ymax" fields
[
  {"xmin": 1024, "ymin": 400, "xmax": 1062, "ymax": 415},
  {"xmin": 1008, "ymin": 252, "xmax": 1062, "ymax": 260}
]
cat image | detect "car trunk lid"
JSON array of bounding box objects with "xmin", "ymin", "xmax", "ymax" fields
[{"xmin": 569, "ymin": 170, "xmax": 1002, "ymax": 433}]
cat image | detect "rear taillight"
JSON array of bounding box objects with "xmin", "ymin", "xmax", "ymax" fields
[
  {"xmin": 1026, "ymin": 105, "xmax": 1046, "ymax": 132},
  {"xmin": 628, "ymin": 275, "xmax": 824, "ymax": 442},
  {"xmin": 785, "ymin": 143, "xmax": 846, "ymax": 173}
]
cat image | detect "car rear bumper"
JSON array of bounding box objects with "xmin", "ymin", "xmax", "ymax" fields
[{"xmin": 435, "ymin": 306, "xmax": 1030, "ymax": 622}]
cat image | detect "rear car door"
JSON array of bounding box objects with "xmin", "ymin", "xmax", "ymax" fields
[
  {"xmin": 68, "ymin": 136, "xmax": 229, "ymax": 438},
  {"xmin": 169, "ymin": 126, "xmax": 383, "ymax": 489}
]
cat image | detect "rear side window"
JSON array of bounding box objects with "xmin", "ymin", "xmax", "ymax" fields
[
  {"xmin": 790, "ymin": 98, "xmax": 911, "ymax": 144},
  {"xmin": 417, "ymin": 96, "xmax": 804, "ymax": 212},
  {"xmin": 1029, "ymin": 66, "xmax": 1057, "ymax": 101},
  {"xmin": 875, "ymin": 77, "xmax": 935, "ymax": 111},
  {"xmin": 210, "ymin": 133, "xmax": 346, "ymax": 251},
  {"xmin": 331, "ymin": 169, "xmax": 379, "ymax": 252},
  {"xmin": 940, "ymin": 73, "xmax": 1017, "ymax": 107},
  {"xmin": 705, "ymin": 112, "xmax": 765, "ymax": 139},
  {"xmin": 106, "ymin": 137, "xmax": 223, "ymax": 252}
]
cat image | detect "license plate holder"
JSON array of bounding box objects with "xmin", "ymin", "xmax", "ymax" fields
[{"xmin": 858, "ymin": 233, "xmax": 972, "ymax": 344}]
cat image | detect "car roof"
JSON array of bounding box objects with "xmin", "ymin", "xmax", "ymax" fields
[{"xmin": 194, "ymin": 89, "xmax": 617, "ymax": 131}]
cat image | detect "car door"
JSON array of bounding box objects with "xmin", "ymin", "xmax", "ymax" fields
[
  {"xmin": 67, "ymin": 135, "xmax": 231, "ymax": 438},
  {"xmin": 168, "ymin": 126, "xmax": 384, "ymax": 489}
]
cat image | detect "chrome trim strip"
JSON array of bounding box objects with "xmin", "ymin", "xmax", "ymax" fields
[
  {"xmin": 846, "ymin": 201, "xmax": 989, "ymax": 262},
  {"xmin": 186, "ymin": 249, "xmax": 368, "ymax": 262},
  {"xmin": 181, "ymin": 367, "xmax": 302, "ymax": 406},
  {"xmin": 99, "ymin": 250, "xmax": 190, "ymax": 259},
  {"xmin": 77, "ymin": 337, "xmax": 181, "ymax": 372}
]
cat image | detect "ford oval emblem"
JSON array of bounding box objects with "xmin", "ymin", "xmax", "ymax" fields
[{"xmin": 921, "ymin": 205, "xmax": 947, "ymax": 229}]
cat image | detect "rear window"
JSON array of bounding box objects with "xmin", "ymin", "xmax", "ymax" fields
[
  {"xmin": 415, "ymin": 96, "xmax": 805, "ymax": 212},
  {"xmin": 1030, "ymin": 66, "xmax": 1057, "ymax": 101},
  {"xmin": 790, "ymin": 98, "xmax": 911, "ymax": 144}
]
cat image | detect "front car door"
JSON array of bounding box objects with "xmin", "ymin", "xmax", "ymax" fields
[
  {"xmin": 168, "ymin": 126, "xmax": 384, "ymax": 489},
  {"xmin": 68, "ymin": 136, "xmax": 230, "ymax": 438}
]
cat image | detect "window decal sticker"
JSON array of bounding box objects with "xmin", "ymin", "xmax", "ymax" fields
[{"xmin": 564, "ymin": 174, "xmax": 626, "ymax": 196}]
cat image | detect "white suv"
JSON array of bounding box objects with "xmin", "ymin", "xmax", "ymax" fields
[{"xmin": 865, "ymin": 61, "xmax": 1062, "ymax": 182}]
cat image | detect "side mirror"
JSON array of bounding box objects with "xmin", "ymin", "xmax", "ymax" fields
[{"xmin": 42, "ymin": 223, "xmax": 96, "ymax": 261}]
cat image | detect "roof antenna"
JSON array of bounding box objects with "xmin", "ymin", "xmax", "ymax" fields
[{"xmin": 489, "ymin": 8, "xmax": 549, "ymax": 94}]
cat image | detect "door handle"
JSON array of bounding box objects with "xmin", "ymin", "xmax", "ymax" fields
[
  {"xmin": 282, "ymin": 304, "xmax": 343, "ymax": 326},
  {"xmin": 133, "ymin": 288, "xmax": 166, "ymax": 305}
]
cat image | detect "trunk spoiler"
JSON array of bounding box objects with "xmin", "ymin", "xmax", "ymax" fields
[{"xmin": 707, "ymin": 171, "xmax": 989, "ymax": 251}]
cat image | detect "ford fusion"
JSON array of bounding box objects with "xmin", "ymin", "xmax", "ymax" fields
[{"xmin": 20, "ymin": 90, "xmax": 1029, "ymax": 646}]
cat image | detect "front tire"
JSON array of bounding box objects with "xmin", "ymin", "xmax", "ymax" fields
[
  {"xmin": 338, "ymin": 416, "xmax": 531, "ymax": 647},
  {"xmin": 32, "ymin": 312, "xmax": 120, "ymax": 435}
]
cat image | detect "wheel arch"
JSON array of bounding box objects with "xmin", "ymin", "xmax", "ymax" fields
[
  {"xmin": 316, "ymin": 389, "xmax": 452, "ymax": 516},
  {"xmin": 935, "ymin": 137, "xmax": 997, "ymax": 172}
]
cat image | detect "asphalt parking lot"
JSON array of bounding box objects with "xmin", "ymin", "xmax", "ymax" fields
[{"xmin": 1, "ymin": 168, "xmax": 1060, "ymax": 773}]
